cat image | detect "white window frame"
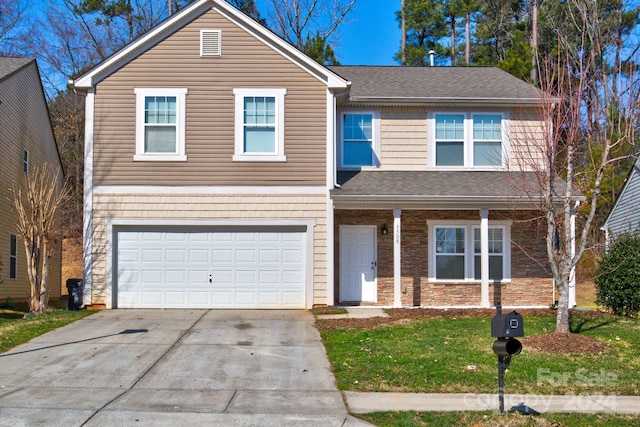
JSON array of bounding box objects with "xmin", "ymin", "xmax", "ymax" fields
[
  {"xmin": 428, "ymin": 112, "xmax": 509, "ymax": 169},
  {"xmin": 9, "ymin": 233, "xmax": 18, "ymax": 279},
  {"xmin": 338, "ymin": 110, "xmax": 381, "ymax": 169},
  {"xmin": 23, "ymin": 148, "xmax": 29, "ymax": 174},
  {"xmin": 427, "ymin": 220, "xmax": 511, "ymax": 282},
  {"xmin": 233, "ymin": 88, "xmax": 287, "ymax": 162},
  {"xmin": 134, "ymin": 88, "xmax": 188, "ymax": 162}
]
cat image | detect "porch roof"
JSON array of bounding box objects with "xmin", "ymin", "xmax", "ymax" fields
[{"xmin": 331, "ymin": 171, "xmax": 573, "ymax": 209}]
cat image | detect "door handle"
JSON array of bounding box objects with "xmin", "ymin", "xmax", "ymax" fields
[{"xmin": 371, "ymin": 261, "xmax": 377, "ymax": 269}]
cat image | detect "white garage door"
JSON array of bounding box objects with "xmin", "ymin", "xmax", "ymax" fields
[{"xmin": 116, "ymin": 229, "xmax": 306, "ymax": 309}]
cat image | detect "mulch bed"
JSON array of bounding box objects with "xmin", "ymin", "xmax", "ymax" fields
[{"xmin": 315, "ymin": 308, "xmax": 612, "ymax": 354}]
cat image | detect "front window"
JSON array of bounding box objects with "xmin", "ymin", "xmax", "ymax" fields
[
  {"xmin": 134, "ymin": 88, "xmax": 187, "ymax": 161},
  {"xmin": 429, "ymin": 221, "xmax": 510, "ymax": 282},
  {"xmin": 435, "ymin": 227, "xmax": 466, "ymax": 279},
  {"xmin": 9, "ymin": 234, "xmax": 18, "ymax": 279},
  {"xmin": 473, "ymin": 227, "xmax": 504, "ymax": 280},
  {"xmin": 341, "ymin": 112, "xmax": 379, "ymax": 167},
  {"xmin": 431, "ymin": 112, "xmax": 506, "ymax": 168},
  {"xmin": 233, "ymin": 88, "xmax": 286, "ymax": 161}
]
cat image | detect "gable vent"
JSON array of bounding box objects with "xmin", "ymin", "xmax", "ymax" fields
[{"xmin": 201, "ymin": 30, "xmax": 221, "ymax": 57}]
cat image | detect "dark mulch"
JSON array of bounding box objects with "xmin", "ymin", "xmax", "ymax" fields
[
  {"xmin": 315, "ymin": 308, "xmax": 612, "ymax": 354},
  {"xmin": 521, "ymin": 332, "xmax": 609, "ymax": 354}
]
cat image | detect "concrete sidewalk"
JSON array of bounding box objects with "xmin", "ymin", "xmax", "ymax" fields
[{"xmin": 344, "ymin": 392, "xmax": 640, "ymax": 414}]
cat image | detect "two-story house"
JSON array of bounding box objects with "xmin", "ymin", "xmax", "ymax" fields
[
  {"xmin": 74, "ymin": 0, "xmax": 571, "ymax": 310},
  {"xmin": 0, "ymin": 57, "xmax": 63, "ymax": 303}
]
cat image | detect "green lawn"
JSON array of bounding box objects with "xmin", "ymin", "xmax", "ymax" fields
[
  {"xmin": 319, "ymin": 312, "xmax": 640, "ymax": 395},
  {"xmin": 0, "ymin": 304, "xmax": 94, "ymax": 353},
  {"xmin": 360, "ymin": 411, "xmax": 640, "ymax": 427}
]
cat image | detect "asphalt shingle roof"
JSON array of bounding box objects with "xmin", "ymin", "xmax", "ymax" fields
[
  {"xmin": 0, "ymin": 57, "xmax": 32, "ymax": 81},
  {"xmin": 332, "ymin": 171, "xmax": 567, "ymax": 205},
  {"xmin": 328, "ymin": 66, "xmax": 540, "ymax": 105}
]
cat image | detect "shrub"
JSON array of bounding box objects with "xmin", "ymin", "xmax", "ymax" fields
[{"xmin": 595, "ymin": 231, "xmax": 640, "ymax": 317}]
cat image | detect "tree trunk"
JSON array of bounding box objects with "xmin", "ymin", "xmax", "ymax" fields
[
  {"xmin": 465, "ymin": 11, "xmax": 470, "ymax": 64},
  {"xmin": 555, "ymin": 281, "xmax": 570, "ymax": 333}
]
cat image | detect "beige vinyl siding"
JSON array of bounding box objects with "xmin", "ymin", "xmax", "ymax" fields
[
  {"xmin": 508, "ymin": 109, "xmax": 547, "ymax": 171},
  {"xmin": 373, "ymin": 106, "xmax": 545, "ymax": 172},
  {"xmin": 0, "ymin": 61, "xmax": 62, "ymax": 300},
  {"xmin": 89, "ymin": 192, "xmax": 329, "ymax": 307},
  {"xmin": 93, "ymin": 8, "xmax": 327, "ymax": 187},
  {"xmin": 379, "ymin": 108, "xmax": 427, "ymax": 170}
]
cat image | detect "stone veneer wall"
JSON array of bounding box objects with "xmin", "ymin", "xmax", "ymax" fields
[{"xmin": 334, "ymin": 209, "xmax": 553, "ymax": 307}]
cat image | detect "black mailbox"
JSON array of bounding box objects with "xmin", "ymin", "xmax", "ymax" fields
[{"xmin": 491, "ymin": 310, "xmax": 524, "ymax": 338}]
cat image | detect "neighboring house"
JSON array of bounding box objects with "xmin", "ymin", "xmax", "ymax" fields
[
  {"xmin": 74, "ymin": 0, "xmax": 575, "ymax": 309},
  {"xmin": 602, "ymin": 157, "xmax": 640, "ymax": 245},
  {"xmin": 0, "ymin": 57, "xmax": 63, "ymax": 302}
]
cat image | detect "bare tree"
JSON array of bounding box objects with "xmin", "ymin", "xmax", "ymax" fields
[
  {"xmin": 12, "ymin": 164, "xmax": 69, "ymax": 313},
  {"xmin": 266, "ymin": 0, "xmax": 357, "ymax": 50},
  {"xmin": 0, "ymin": 0, "xmax": 32, "ymax": 55},
  {"xmin": 515, "ymin": 0, "xmax": 639, "ymax": 333}
]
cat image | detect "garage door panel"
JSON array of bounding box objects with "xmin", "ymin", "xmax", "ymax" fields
[
  {"xmin": 213, "ymin": 249, "xmax": 232, "ymax": 262},
  {"xmin": 117, "ymin": 229, "xmax": 306, "ymax": 309},
  {"xmin": 235, "ymin": 270, "xmax": 257, "ymax": 284},
  {"xmin": 259, "ymin": 271, "xmax": 279, "ymax": 284},
  {"xmin": 142, "ymin": 249, "xmax": 162, "ymax": 263},
  {"xmin": 258, "ymin": 292, "xmax": 279, "ymax": 305},
  {"xmin": 166, "ymin": 249, "xmax": 186, "ymax": 262}
]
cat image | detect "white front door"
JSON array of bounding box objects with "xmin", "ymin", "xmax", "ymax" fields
[{"xmin": 340, "ymin": 226, "xmax": 377, "ymax": 303}]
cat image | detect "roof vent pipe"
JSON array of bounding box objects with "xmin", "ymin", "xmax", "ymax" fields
[{"xmin": 429, "ymin": 50, "xmax": 435, "ymax": 66}]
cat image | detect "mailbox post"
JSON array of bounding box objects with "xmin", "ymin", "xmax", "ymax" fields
[{"xmin": 491, "ymin": 304, "xmax": 524, "ymax": 413}]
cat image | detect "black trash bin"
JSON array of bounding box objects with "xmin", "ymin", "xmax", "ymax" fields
[{"xmin": 66, "ymin": 278, "xmax": 83, "ymax": 311}]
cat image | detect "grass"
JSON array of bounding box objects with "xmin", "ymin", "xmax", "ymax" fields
[
  {"xmin": 0, "ymin": 302, "xmax": 94, "ymax": 353},
  {"xmin": 360, "ymin": 411, "xmax": 640, "ymax": 427},
  {"xmin": 320, "ymin": 313, "xmax": 640, "ymax": 395}
]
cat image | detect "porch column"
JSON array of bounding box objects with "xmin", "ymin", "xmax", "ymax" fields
[
  {"xmin": 569, "ymin": 201, "xmax": 578, "ymax": 307},
  {"xmin": 393, "ymin": 208, "xmax": 402, "ymax": 307},
  {"xmin": 480, "ymin": 208, "xmax": 490, "ymax": 307}
]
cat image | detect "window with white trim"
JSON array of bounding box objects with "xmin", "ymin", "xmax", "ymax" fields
[
  {"xmin": 9, "ymin": 233, "xmax": 18, "ymax": 279},
  {"xmin": 339, "ymin": 112, "xmax": 380, "ymax": 168},
  {"xmin": 233, "ymin": 88, "xmax": 286, "ymax": 162},
  {"xmin": 429, "ymin": 112, "xmax": 507, "ymax": 168},
  {"xmin": 23, "ymin": 149, "xmax": 29, "ymax": 174},
  {"xmin": 134, "ymin": 88, "xmax": 188, "ymax": 161},
  {"xmin": 428, "ymin": 221, "xmax": 510, "ymax": 282}
]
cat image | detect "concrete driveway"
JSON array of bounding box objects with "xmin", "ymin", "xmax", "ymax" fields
[{"xmin": 0, "ymin": 310, "xmax": 371, "ymax": 426}]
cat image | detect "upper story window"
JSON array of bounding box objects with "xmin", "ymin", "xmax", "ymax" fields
[
  {"xmin": 428, "ymin": 221, "xmax": 511, "ymax": 282},
  {"xmin": 23, "ymin": 148, "xmax": 29, "ymax": 174},
  {"xmin": 233, "ymin": 88, "xmax": 286, "ymax": 162},
  {"xmin": 9, "ymin": 233, "xmax": 18, "ymax": 279},
  {"xmin": 429, "ymin": 112, "xmax": 507, "ymax": 168},
  {"xmin": 134, "ymin": 88, "xmax": 188, "ymax": 161},
  {"xmin": 339, "ymin": 111, "xmax": 380, "ymax": 168}
]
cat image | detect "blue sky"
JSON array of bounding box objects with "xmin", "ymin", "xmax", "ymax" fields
[
  {"xmin": 256, "ymin": 0, "xmax": 401, "ymax": 65},
  {"xmin": 330, "ymin": 0, "xmax": 401, "ymax": 65}
]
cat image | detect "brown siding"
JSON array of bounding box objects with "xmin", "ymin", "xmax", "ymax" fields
[
  {"xmin": 93, "ymin": 9, "xmax": 328, "ymax": 187},
  {"xmin": 0, "ymin": 61, "xmax": 62, "ymax": 301},
  {"xmin": 334, "ymin": 209, "xmax": 552, "ymax": 307}
]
